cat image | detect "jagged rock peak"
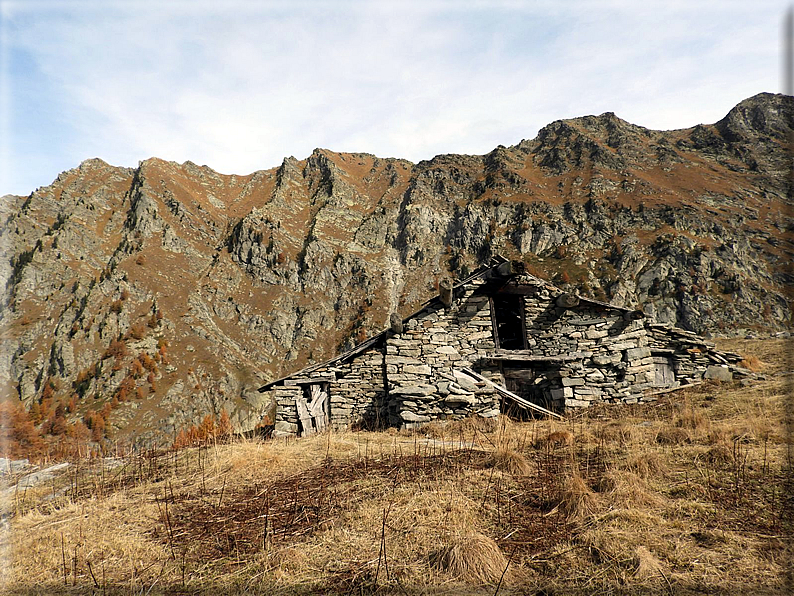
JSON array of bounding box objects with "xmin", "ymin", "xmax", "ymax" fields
[
  {"xmin": 77, "ymin": 157, "xmax": 112, "ymax": 170},
  {"xmin": 714, "ymin": 92, "xmax": 793, "ymax": 141}
]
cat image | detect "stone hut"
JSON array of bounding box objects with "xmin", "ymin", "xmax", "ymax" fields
[{"xmin": 260, "ymin": 256, "xmax": 744, "ymax": 437}]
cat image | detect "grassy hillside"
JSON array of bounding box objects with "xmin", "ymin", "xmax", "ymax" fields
[{"xmin": 3, "ymin": 338, "xmax": 791, "ymax": 595}]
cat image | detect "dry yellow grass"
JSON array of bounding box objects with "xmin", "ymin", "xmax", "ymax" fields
[
  {"xmin": 594, "ymin": 420, "xmax": 635, "ymax": 446},
  {"xmin": 430, "ymin": 532, "xmax": 508, "ymax": 584},
  {"xmin": 738, "ymin": 355, "xmax": 765, "ymax": 372},
  {"xmin": 488, "ymin": 447, "xmax": 531, "ymax": 476},
  {"xmin": 534, "ymin": 429, "xmax": 574, "ymax": 449},
  {"xmin": 621, "ymin": 451, "xmax": 667, "ymax": 479},
  {"xmin": 633, "ymin": 545, "xmax": 664, "ymax": 582},
  {"xmin": 555, "ymin": 472, "xmax": 599, "ymax": 520},
  {"xmin": 3, "ymin": 338, "xmax": 790, "ymax": 595}
]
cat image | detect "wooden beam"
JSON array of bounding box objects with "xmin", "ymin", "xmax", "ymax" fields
[
  {"xmin": 489, "ymin": 350, "xmax": 580, "ymax": 363},
  {"xmin": 294, "ymin": 396, "xmax": 315, "ymax": 436},
  {"xmin": 642, "ymin": 381, "xmax": 703, "ymax": 399},
  {"xmin": 459, "ymin": 367, "xmax": 563, "ymax": 420},
  {"xmin": 284, "ymin": 373, "xmax": 336, "ymax": 386},
  {"xmin": 308, "ymin": 385, "xmax": 328, "ymax": 431},
  {"xmin": 487, "ymin": 355, "xmax": 571, "ymax": 364},
  {"xmin": 439, "ymin": 278, "xmax": 453, "ymax": 307},
  {"xmin": 496, "ymin": 285, "xmax": 540, "ymax": 295}
]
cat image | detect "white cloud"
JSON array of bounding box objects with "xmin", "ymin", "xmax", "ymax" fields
[{"xmin": 1, "ymin": 0, "xmax": 789, "ymax": 195}]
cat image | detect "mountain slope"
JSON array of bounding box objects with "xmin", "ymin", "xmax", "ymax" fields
[{"xmin": 1, "ymin": 92, "xmax": 791, "ymax": 445}]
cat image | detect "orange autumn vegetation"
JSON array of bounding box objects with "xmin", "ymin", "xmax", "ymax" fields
[
  {"xmin": 0, "ymin": 400, "xmax": 46, "ymax": 458},
  {"xmin": 172, "ymin": 410, "xmax": 233, "ymax": 449},
  {"xmin": 0, "ymin": 399, "xmax": 95, "ymax": 461}
]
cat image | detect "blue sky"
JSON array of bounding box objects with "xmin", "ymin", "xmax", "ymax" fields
[{"xmin": 0, "ymin": 0, "xmax": 788, "ymax": 196}]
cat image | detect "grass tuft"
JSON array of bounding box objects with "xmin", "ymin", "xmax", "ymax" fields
[
  {"xmin": 601, "ymin": 470, "xmax": 665, "ymax": 509},
  {"xmin": 705, "ymin": 443, "xmax": 734, "ymax": 464},
  {"xmin": 594, "ymin": 420, "xmax": 635, "ymax": 446},
  {"xmin": 621, "ymin": 452, "xmax": 667, "ymax": 479},
  {"xmin": 655, "ymin": 426, "xmax": 690, "ymax": 445},
  {"xmin": 633, "ymin": 546, "xmax": 663, "ymax": 581},
  {"xmin": 674, "ymin": 399, "xmax": 710, "ymax": 432},
  {"xmin": 430, "ymin": 532, "xmax": 508, "ymax": 584},
  {"xmin": 555, "ymin": 472, "xmax": 599, "ymax": 520},
  {"xmin": 535, "ymin": 429, "xmax": 574, "ymax": 449},
  {"xmin": 488, "ymin": 447, "xmax": 531, "ymax": 476},
  {"xmin": 738, "ymin": 355, "xmax": 765, "ymax": 372}
]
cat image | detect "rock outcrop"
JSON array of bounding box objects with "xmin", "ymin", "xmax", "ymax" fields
[{"xmin": 1, "ymin": 92, "xmax": 791, "ymax": 445}]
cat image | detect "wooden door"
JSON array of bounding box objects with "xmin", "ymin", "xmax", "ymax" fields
[
  {"xmin": 294, "ymin": 384, "xmax": 329, "ymax": 436},
  {"xmin": 308, "ymin": 384, "xmax": 328, "ymax": 431},
  {"xmin": 653, "ymin": 357, "xmax": 675, "ymax": 386}
]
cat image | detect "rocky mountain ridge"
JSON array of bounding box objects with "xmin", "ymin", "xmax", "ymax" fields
[{"xmin": 2, "ymin": 92, "xmax": 791, "ymax": 446}]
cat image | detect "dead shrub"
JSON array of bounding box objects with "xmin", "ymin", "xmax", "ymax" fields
[
  {"xmin": 138, "ymin": 352, "xmax": 157, "ymax": 373},
  {"xmin": 103, "ymin": 338, "xmax": 127, "ymax": 360},
  {"xmin": 128, "ymin": 323, "xmax": 146, "ymax": 340},
  {"xmin": 655, "ymin": 427, "xmax": 690, "ymax": 445},
  {"xmin": 430, "ymin": 532, "xmax": 507, "ymax": 584}
]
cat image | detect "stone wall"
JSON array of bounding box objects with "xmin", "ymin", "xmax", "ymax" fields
[
  {"xmin": 646, "ymin": 323, "xmax": 742, "ymax": 382},
  {"xmin": 272, "ymin": 385, "xmax": 302, "ymax": 436},
  {"xmin": 514, "ymin": 280, "xmax": 658, "ymax": 408},
  {"xmin": 386, "ymin": 278, "xmax": 501, "ymax": 428},
  {"xmin": 270, "ymin": 345, "xmax": 387, "ymax": 436},
  {"xmin": 327, "ymin": 347, "xmax": 387, "ymax": 431}
]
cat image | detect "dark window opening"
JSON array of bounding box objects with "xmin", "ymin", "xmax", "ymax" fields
[
  {"xmin": 492, "ymin": 295, "xmax": 526, "ymax": 350},
  {"xmin": 503, "ymin": 365, "xmax": 556, "ymax": 416}
]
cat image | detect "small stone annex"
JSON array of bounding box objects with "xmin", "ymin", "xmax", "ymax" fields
[{"xmin": 260, "ymin": 256, "xmax": 746, "ymax": 437}]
